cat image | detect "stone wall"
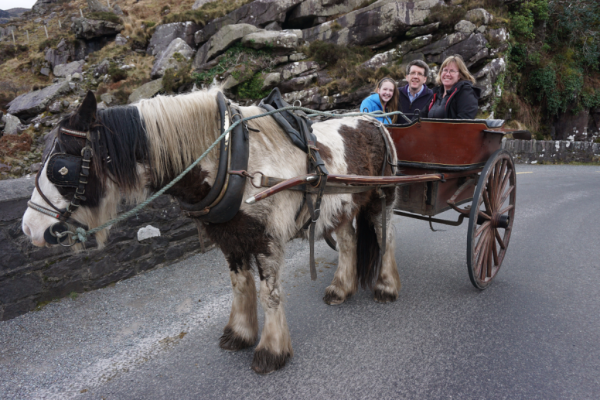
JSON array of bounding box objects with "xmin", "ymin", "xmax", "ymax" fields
[
  {"xmin": 0, "ymin": 177, "xmax": 210, "ymax": 321},
  {"xmin": 503, "ymin": 139, "xmax": 600, "ymax": 164},
  {"xmin": 2, "ymin": 138, "xmax": 599, "ymax": 320}
]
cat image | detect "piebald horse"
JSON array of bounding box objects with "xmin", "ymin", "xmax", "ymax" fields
[{"xmin": 21, "ymin": 89, "xmax": 401, "ymax": 373}]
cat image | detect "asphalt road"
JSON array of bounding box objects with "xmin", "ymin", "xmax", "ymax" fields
[{"xmin": 1, "ymin": 165, "xmax": 599, "ymax": 399}]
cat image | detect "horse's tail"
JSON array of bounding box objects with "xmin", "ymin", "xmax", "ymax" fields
[{"xmin": 356, "ymin": 207, "xmax": 381, "ymax": 289}]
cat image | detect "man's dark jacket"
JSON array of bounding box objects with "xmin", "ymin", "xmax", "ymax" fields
[
  {"xmin": 398, "ymin": 84, "xmax": 433, "ymax": 120},
  {"xmin": 428, "ymin": 80, "xmax": 481, "ymax": 119}
]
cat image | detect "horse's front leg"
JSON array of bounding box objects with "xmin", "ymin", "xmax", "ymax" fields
[
  {"xmin": 323, "ymin": 220, "xmax": 358, "ymax": 305},
  {"xmin": 373, "ymin": 207, "xmax": 401, "ymax": 303},
  {"xmin": 252, "ymin": 241, "xmax": 293, "ymax": 374},
  {"xmin": 220, "ymin": 260, "xmax": 258, "ymax": 351}
]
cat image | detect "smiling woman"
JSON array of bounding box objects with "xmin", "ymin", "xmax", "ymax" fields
[
  {"xmin": 360, "ymin": 77, "xmax": 400, "ymax": 124},
  {"xmin": 427, "ymin": 55, "xmax": 481, "ymax": 120}
]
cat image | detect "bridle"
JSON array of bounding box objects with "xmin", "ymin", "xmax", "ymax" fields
[{"xmin": 27, "ymin": 126, "xmax": 94, "ymax": 246}]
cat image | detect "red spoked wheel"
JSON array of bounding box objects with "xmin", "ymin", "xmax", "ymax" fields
[{"xmin": 467, "ymin": 150, "xmax": 516, "ymax": 289}]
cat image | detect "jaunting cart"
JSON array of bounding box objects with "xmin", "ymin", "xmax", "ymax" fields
[{"xmin": 388, "ymin": 118, "xmax": 517, "ymax": 289}]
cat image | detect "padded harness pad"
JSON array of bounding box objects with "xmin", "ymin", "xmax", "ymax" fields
[{"xmin": 258, "ymin": 88, "xmax": 327, "ymax": 174}]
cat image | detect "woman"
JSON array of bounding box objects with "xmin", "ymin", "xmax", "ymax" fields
[
  {"xmin": 360, "ymin": 77, "xmax": 399, "ymax": 124},
  {"xmin": 428, "ymin": 55, "xmax": 481, "ymax": 119}
]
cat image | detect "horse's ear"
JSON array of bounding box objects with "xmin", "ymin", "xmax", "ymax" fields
[{"xmin": 77, "ymin": 91, "xmax": 97, "ymax": 125}]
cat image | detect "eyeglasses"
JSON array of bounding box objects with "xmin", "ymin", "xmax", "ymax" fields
[
  {"xmin": 442, "ymin": 69, "xmax": 459, "ymax": 75},
  {"xmin": 408, "ymin": 71, "xmax": 425, "ymax": 77}
]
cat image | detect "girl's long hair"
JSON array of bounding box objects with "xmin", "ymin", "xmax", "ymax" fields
[{"xmin": 374, "ymin": 77, "xmax": 399, "ymax": 123}]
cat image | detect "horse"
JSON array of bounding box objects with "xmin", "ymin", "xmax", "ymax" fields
[{"xmin": 21, "ymin": 88, "xmax": 401, "ymax": 373}]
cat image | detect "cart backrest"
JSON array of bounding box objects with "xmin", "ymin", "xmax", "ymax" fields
[{"xmin": 387, "ymin": 119, "xmax": 507, "ymax": 168}]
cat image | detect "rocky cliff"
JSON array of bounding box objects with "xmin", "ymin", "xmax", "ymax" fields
[{"xmin": 0, "ymin": 0, "xmax": 599, "ymax": 179}]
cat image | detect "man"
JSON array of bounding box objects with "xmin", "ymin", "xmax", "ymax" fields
[{"xmin": 399, "ymin": 60, "xmax": 433, "ymax": 120}]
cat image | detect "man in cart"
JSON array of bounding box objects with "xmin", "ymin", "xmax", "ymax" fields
[{"xmin": 398, "ymin": 60, "xmax": 433, "ymax": 121}]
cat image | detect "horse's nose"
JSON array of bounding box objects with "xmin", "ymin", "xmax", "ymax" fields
[{"xmin": 23, "ymin": 222, "xmax": 32, "ymax": 238}]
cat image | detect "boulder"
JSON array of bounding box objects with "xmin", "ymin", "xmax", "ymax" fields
[
  {"xmin": 32, "ymin": 0, "xmax": 60, "ymax": 15},
  {"xmin": 1, "ymin": 114, "xmax": 21, "ymax": 135},
  {"xmin": 397, "ymin": 34, "xmax": 433, "ymax": 56},
  {"xmin": 286, "ymin": 0, "xmax": 365, "ymax": 29},
  {"xmin": 465, "ymin": 8, "xmax": 493, "ymax": 25},
  {"xmin": 115, "ymin": 34, "xmax": 128, "ymax": 46},
  {"xmin": 48, "ymin": 101, "xmax": 62, "ymax": 113},
  {"xmin": 422, "ymin": 32, "xmax": 488, "ymax": 67},
  {"xmin": 128, "ymin": 78, "xmax": 164, "ymax": 104},
  {"xmin": 302, "ymin": 0, "xmax": 438, "ymax": 47},
  {"xmin": 194, "ymin": 0, "xmax": 304, "ymax": 45},
  {"xmin": 192, "ymin": 0, "xmax": 218, "ymax": 10},
  {"xmin": 53, "ymin": 60, "xmax": 84, "ymax": 77},
  {"xmin": 193, "ymin": 24, "xmax": 259, "ymax": 69},
  {"xmin": 360, "ymin": 49, "xmax": 399, "ymax": 70},
  {"xmin": 281, "ymin": 61, "xmax": 322, "ymax": 80},
  {"xmin": 474, "ymin": 57, "xmax": 506, "ymax": 100},
  {"xmin": 7, "ymin": 81, "xmax": 71, "ymax": 119},
  {"xmin": 241, "ymin": 30, "xmax": 299, "ymax": 52},
  {"xmin": 261, "ymin": 72, "xmax": 281, "ymax": 91},
  {"xmin": 71, "ymin": 17, "xmax": 123, "ymax": 40},
  {"xmin": 95, "ymin": 59, "xmax": 110, "ymax": 76},
  {"xmin": 151, "ymin": 38, "xmax": 195, "ymax": 79},
  {"xmin": 405, "ymin": 22, "xmax": 440, "ymax": 38},
  {"xmin": 264, "ymin": 21, "xmax": 282, "ymax": 31},
  {"xmin": 455, "ymin": 20, "xmax": 477, "ymax": 33},
  {"xmin": 147, "ymin": 22, "xmax": 201, "ymax": 57},
  {"xmin": 279, "ymin": 73, "xmax": 318, "ymax": 93},
  {"xmin": 44, "ymin": 38, "xmax": 87, "ymax": 69},
  {"xmin": 100, "ymin": 93, "xmax": 114, "ymax": 106},
  {"xmin": 87, "ymin": 0, "xmax": 111, "ymax": 13}
]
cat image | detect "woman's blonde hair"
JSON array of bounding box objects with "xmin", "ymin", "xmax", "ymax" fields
[
  {"xmin": 435, "ymin": 55, "xmax": 476, "ymax": 85},
  {"xmin": 374, "ymin": 77, "xmax": 399, "ymax": 123}
]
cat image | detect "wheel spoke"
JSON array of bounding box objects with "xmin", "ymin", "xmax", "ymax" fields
[
  {"xmin": 498, "ymin": 204, "xmax": 515, "ymax": 215},
  {"xmin": 495, "ymin": 228, "xmax": 506, "ymax": 249},
  {"xmin": 498, "ymin": 169, "xmax": 512, "ymax": 202},
  {"xmin": 492, "ymin": 233, "xmax": 499, "ymax": 266},
  {"xmin": 474, "ymin": 228, "xmax": 489, "ymax": 259},
  {"xmin": 478, "ymin": 210, "xmax": 491, "ymax": 220},
  {"xmin": 493, "ymin": 161, "xmax": 507, "ymax": 209},
  {"xmin": 482, "ymin": 188, "xmax": 493, "ymax": 214},
  {"xmin": 499, "ymin": 185, "xmax": 515, "ymax": 207},
  {"xmin": 475, "ymin": 220, "xmax": 491, "ymax": 238},
  {"xmin": 486, "ymin": 236, "xmax": 493, "ymax": 278},
  {"xmin": 477, "ymin": 232, "xmax": 490, "ymax": 277}
]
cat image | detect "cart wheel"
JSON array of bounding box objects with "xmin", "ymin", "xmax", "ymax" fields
[{"xmin": 467, "ymin": 149, "xmax": 516, "ymax": 289}]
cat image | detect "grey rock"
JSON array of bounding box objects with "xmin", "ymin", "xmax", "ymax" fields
[
  {"xmin": 147, "ymin": 22, "xmax": 201, "ymax": 57},
  {"xmin": 302, "ymin": 0, "xmax": 438, "ymax": 47},
  {"xmin": 72, "ymin": 72, "xmax": 82, "ymax": 81},
  {"xmin": 241, "ymin": 30, "xmax": 299, "ymax": 52},
  {"xmin": 100, "ymin": 93, "xmax": 114, "ymax": 106},
  {"xmin": 48, "ymin": 101, "xmax": 62, "ymax": 113},
  {"xmin": 193, "ymin": 24, "xmax": 259, "ymax": 69},
  {"xmin": 40, "ymin": 67, "xmax": 51, "ymax": 76},
  {"xmin": 420, "ymin": 32, "xmax": 469, "ymax": 56},
  {"xmin": 7, "ymin": 81, "xmax": 71, "ymax": 119},
  {"xmin": 281, "ymin": 61, "xmax": 321, "ymax": 80},
  {"xmin": 113, "ymin": 5, "xmax": 124, "ymax": 15},
  {"xmin": 62, "ymin": 100, "xmax": 70, "ymax": 108},
  {"xmin": 71, "ymin": 17, "xmax": 123, "ymax": 40},
  {"xmin": 115, "ymin": 33, "xmax": 128, "ymax": 46},
  {"xmin": 194, "ymin": 0, "xmax": 304, "ymax": 46},
  {"xmin": 455, "ymin": 20, "xmax": 477, "ymax": 33},
  {"xmin": 429, "ymin": 32, "xmax": 489, "ymax": 67},
  {"xmin": 287, "ymin": 0, "xmax": 364, "ymax": 28},
  {"xmin": 192, "ymin": 0, "xmax": 218, "ymax": 10},
  {"xmin": 264, "ymin": 21, "xmax": 282, "ymax": 31},
  {"xmin": 137, "ymin": 225, "xmax": 161, "ymax": 241},
  {"xmin": 95, "ymin": 59, "xmax": 110, "ymax": 76},
  {"xmin": 289, "ymin": 52, "xmax": 307, "ymax": 62},
  {"xmin": 397, "ymin": 34, "xmax": 433, "ymax": 56},
  {"xmin": 87, "ymin": 0, "xmax": 111, "ymax": 13},
  {"xmin": 465, "ymin": 8, "xmax": 493, "ymax": 25},
  {"xmin": 151, "ymin": 38, "xmax": 195, "ymax": 79},
  {"xmin": 261, "ymin": 72, "xmax": 281, "ymax": 91},
  {"xmin": 474, "ymin": 57, "xmax": 506, "ymax": 100},
  {"xmin": 279, "ymin": 73, "xmax": 318, "ymax": 93},
  {"xmin": 53, "ymin": 60, "xmax": 84, "ymax": 77},
  {"xmin": 30, "ymin": 163, "xmax": 42, "ymax": 173},
  {"xmin": 128, "ymin": 78, "xmax": 163, "ymax": 104},
  {"xmin": 44, "ymin": 38, "xmax": 87, "ymax": 69},
  {"xmin": 97, "ymin": 101, "xmax": 108, "ymax": 110},
  {"xmin": 361, "ymin": 48, "xmax": 399, "ymax": 70},
  {"xmin": 405, "ymin": 22, "xmax": 440, "ymax": 38},
  {"xmin": 1, "ymin": 114, "xmax": 21, "ymax": 135}
]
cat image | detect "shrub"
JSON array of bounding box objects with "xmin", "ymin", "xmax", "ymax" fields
[
  {"xmin": 108, "ymin": 62, "xmax": 127, "ymax": 82},
  {"xmin": 426, "ymin": 4, "xmax": 467, "ymax": 30},
  {"xmin": 235, "ymin": 73, "xmax": 270, "ymax": 99},
  {"xmin": 86, "ymin": 12, "xmax": 122, "ymax": 24}
]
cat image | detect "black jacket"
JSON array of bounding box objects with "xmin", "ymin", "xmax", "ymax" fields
[
  {"xmin": 427, "ymin": 80, "xmax": 481, "ymax": 119},
  {"xmin": 398, "ymin": 84, "xmax": 433, "ymax": 120}
]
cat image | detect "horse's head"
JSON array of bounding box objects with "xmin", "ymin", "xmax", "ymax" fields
[{"xmin": 22, "ymin": 91, "xmax": 111, "ymax": 248}]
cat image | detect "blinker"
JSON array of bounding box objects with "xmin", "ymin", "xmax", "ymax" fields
[{"xmin": 47, "ymin": 153, "xmax": 83, "ymax": 187}]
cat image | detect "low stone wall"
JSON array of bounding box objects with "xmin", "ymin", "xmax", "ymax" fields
[
  {"xmin": 0, "ymin": 177, "xmax": 210, "ymax": 321},
  {"xmin": 503, "ymin": 139, "xmax": 600, "ymax": 164},
  {"xmin": 2, "ymin": 139, "xmax": 598, "ymax": 320}
]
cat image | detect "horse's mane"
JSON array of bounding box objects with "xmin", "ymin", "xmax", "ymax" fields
[{"xmin": 135, "ymin": 88, "xmax": 222, "ymax": 185}]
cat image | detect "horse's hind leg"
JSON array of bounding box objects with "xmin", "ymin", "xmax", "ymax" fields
[
  {"xmin": 252, "ymin": 241, "xmax": 293, "ymax": 374},
  {"xmin": 220, "ymin": 260, "xmax": 258, "ymax": 351},
  {"xmin": 372, "ymin": 207, "xmax": 401, "ymax": 303},
  {"xmin": 323, "ymin": 220, "xmax": 358, "ymax": 305}
]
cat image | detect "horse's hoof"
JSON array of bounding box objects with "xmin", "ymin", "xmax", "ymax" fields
[
  {"xmin": 323, "ymin": 288, "xmax": 346, "ymax": 306},
  {"xmin": 373, "ymin": 289, "xmax": 397, "ymax": 303},
  {"xmin": 219, "ymin": 327, "xmax": 255, "ymax": 351},
  {"xmin": 251, "ymin": 348, "xmax": 290, "ymax": 374}
]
